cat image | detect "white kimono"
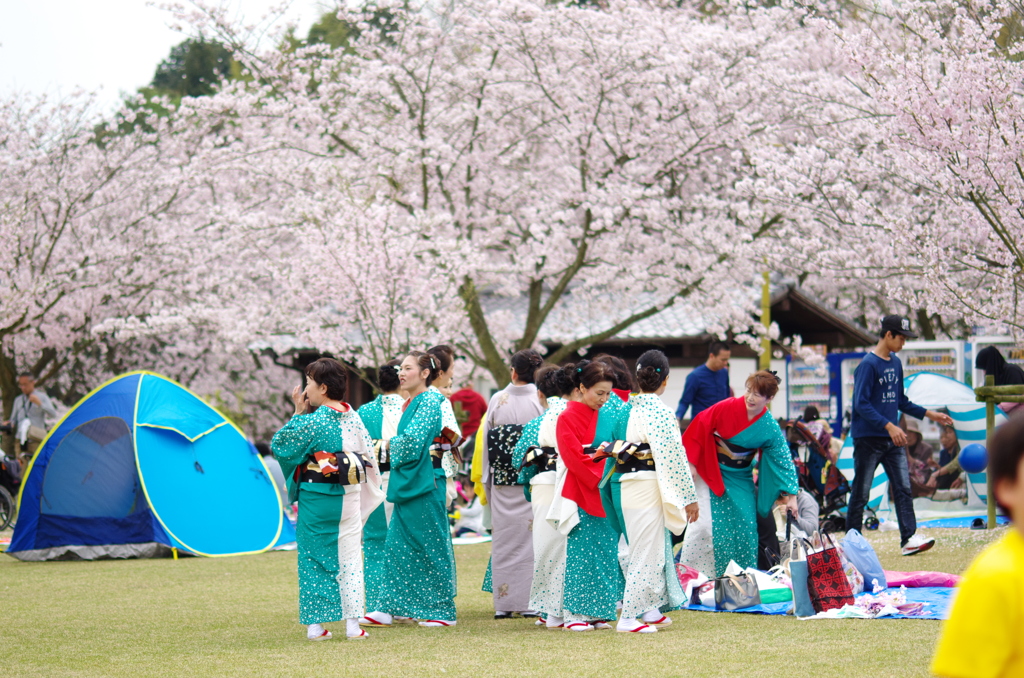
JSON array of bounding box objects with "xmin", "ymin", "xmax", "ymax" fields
[
  {"xmin": 529, "ymin": 397, "xmax": 569, "ymax": 619},
  {"xmin": 618, "ymin": 393, "xmax": 697, "ymax": 619}
]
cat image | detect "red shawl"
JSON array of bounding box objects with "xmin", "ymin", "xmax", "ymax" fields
[
  {"xmin": 612, "ymin": 388, "xmax": 631, "ymax": 403},
  {"xmin": 682, "ymin": 396, "xmax": 764, "ymax": 497},
  {"xmin": 556, "ymin": 400, "xmax": 605, "ymax": 517}
]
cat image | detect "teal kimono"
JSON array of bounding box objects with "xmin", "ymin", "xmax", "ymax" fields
[
  {"xmin": 512, "ymin": 413, "xmax": 545, "ymax": 500},
  {"xmin": 374, "ymin": 389, "xmax": 457, "ymax": 620},
  {"xmin": 595, "ymin": 393, "xmax": 631, "ymax": 538},
  {"xmin": 681, "ymin": 396, "xmax": 799, "ymax": 577},
  {"xmin": 358, "ymin": 393, "xmax": 404, "ymax": 614},
  {"xmin": 271, "ymin": 404, "xmax": 379, "ymax": 624}
]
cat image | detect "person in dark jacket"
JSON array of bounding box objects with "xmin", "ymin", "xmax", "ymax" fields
[
  {"xmin": 976, "ymin": 346, "xmax": 1024, "ymax": 414},
  {"xmin": 847, "ymin": 316, "xmax": 953, "ymax": 557},
  {"xmin": 675, "ymin": 341, "xmax": 731, "ymax": 429}
]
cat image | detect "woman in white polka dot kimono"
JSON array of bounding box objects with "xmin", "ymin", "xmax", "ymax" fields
[
  {"xmin": 271, "ymin": 358, "xmax": 384, "ymax": 641},
  {"xmin": 613, "ymin": 349, "xmax": 699, "ymax": 633}
]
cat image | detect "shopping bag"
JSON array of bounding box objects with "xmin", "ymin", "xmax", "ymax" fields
[
  {"xmin": 832, "ymin": 535, "xmax": 865, "ymax": 594},
  {"xmin": 841, "ymin": 529, "xmax": 887, "ymax": 591},
  {"xmin": 789, "ymin": 559, "xmax": 815, "ymax": 617},
  {"xmin": 805, "ymin": 534, "xmax": 854, "ymax": 613},
  {"xmin": 690, "ymin": 580, "xmax": 716, "ymax": 607}
]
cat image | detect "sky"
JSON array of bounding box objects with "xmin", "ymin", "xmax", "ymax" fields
[{"xmin": 0, "ymin": 0, "xmax": 328, "ymax": 114}]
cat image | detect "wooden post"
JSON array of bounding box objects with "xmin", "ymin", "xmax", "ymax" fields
[
  {"xmin": 760, "ymin": 270, "xmax": 771, "ymax": 371},
  {"xmin": 985, "ymin": 375, "xmax": 997, "ymax": 530}
]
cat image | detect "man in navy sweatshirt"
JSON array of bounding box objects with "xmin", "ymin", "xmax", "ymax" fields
[
  {"xmin": 676, "ymin": 341, "xmax": 731, "ymax": 430},
  {"xmin": 848, "ymin": 315, "xmax": 954, "ymax": 556}
]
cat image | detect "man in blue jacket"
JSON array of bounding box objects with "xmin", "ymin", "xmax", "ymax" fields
[
  {"xmin": 676, "ymin": 341, "xmax": 731, "ymax": 430},
  {"xmin": 848, "ymin": 316, "xmax": 953, "ymax": 556}
]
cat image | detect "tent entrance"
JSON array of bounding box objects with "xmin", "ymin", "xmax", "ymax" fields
[{"xmin": 36, "ymin": 417, "xmax": 158, "ymax": 548}]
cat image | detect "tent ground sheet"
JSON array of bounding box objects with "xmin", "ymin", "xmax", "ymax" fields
[{"xmin": 918, "ymin": 515, "xmax": 1010, "ymax": 528}]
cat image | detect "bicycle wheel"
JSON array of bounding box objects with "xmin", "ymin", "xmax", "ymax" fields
[{"xmin": 0, "ymin": 485, "xmax": 15, "ymax": 531}]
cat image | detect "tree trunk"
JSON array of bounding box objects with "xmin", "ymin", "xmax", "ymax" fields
[
  {"xmin": 0, "ymin": 343, "xmax": 18, "ymax": 457},
  {"xmin": 915, "ymin": 308, "xmax": 936, "ymax": 341}
]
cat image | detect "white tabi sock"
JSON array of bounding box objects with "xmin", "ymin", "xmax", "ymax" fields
[
  {"xmin": 346, "ymin": 619, "xmax": 361, "ymax": 635},
  {"xmin": 307, "ymin": 623, "xmax": 325, "ymax": 639},
  {"xmin": 362, "ymin": 611, "xmax": 393, "ymax": 625}
]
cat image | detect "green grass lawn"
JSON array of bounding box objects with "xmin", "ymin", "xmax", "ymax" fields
[{"xmin": 0, "ymin": 526, "xmax": 1007, "ymax": 677}]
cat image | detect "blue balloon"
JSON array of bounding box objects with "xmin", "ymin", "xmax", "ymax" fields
[{"xmin": 959, "ymin": 443, "xmax": 988, "ymax": 474}]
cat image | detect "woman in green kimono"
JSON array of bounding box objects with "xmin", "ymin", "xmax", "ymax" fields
[
  {"xmin": 369, "ymin": 351, "xmax": 458, "ymax": 627},
  {"xmin": 358, "ymin": 360, "xmax": 405, "ymax": 626},
  {"xmin": 680, "ymin": 370, "xmax": 799, "ymax": 578},
  {"xmin": 592, "ymin": 354, "xmax": 635, "ymax": 542},
  {"xmin": 271, "ymin": 358, "xmax": 384, "ymax": 641},
  {"xmin": 552, "ymin": 360, "xmax": 625, "ymax": 631},
  {"xmin": 427, "ymin": 344, "xmax": 462, "ymax": 505}
]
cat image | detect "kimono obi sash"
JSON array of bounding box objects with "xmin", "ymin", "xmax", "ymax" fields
[
  {"xmin": 610, "ymin": 441, "xmax": 656, "ymax": 474},
  {"xmin": 372, "ymin": 439, "xmax": 389, "ymax": 473},
  {"xmin": 520, "ymin": 445, "xmax": 558, "ymax": 473},
  {"xmin": 428, "ymin": 426, "xmax": 463, "ymax": 469},
  {"xmin": 714, "ymin": 435, "xmax": 759, "ymax": 469},
  {"xmin": 298, "ymin": 450, "xmax": 371, "ymax": 486}
]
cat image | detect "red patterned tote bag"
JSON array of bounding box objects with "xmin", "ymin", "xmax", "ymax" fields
[{"xmin": 804, "ymin": 534, "xmax": 855, "ymax": 613}]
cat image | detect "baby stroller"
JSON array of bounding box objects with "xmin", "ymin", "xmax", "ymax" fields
[
  {"xmin": 783, "ymin": 419, "xmax": 851, "ymax": 532},
  {"xmin": 0, "ymin": 452, "xmax": 20, "ymax": 530}
]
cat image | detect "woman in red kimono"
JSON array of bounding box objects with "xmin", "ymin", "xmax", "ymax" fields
[
  {"xmin": 679, "ymin": 371, "xmax": 799, "ymax": 577},
  {"xmin": 552, "ymin": 360, "xmax": 625, "ymax": 631}
]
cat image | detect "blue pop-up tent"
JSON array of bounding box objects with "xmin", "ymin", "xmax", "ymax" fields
[{"xmin": 8, "ymin": 372, "xmax": 295, "ymax": 561}]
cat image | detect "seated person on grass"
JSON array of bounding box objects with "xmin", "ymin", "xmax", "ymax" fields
[
  {"xmin": 934, "ymin": 424, "xmax": 964, "ymax": 491},
  {"xmin": 931, "ymin": 413, "xmax": 1024, "ymax": 678},
  {"xmin": 453, "ymin": 479, "xmax": 486, "ymax": 537}
]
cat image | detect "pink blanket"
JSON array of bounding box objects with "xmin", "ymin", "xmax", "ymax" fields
[{"xmin": 883, "ymin": 570, "xmax": 961, "ymax": 588}]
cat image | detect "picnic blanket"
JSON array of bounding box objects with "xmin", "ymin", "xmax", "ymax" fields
[
  {"xmin": 685, "ymin": 586, "xmax": 954, "ymax": 620},
  {"xmin": 452, "ymin": 535, "xmax": 492, "ymax": 545}
]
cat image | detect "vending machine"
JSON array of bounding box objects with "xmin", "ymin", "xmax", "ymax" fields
[
  {"xmin": 785, "ymin": 346, "xmax": 830, "ymax": 422},
  {"xmin": 898, "ymin": 340, "xmax": 965, "ymax": 383},
  {"xmin": 827, "ymin": 352, "xmax": 867, "ymax": 438}
]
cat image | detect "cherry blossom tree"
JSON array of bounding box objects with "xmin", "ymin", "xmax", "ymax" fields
[
  {"xmin": 745, "ymin": 0, "xmax": 1024, "ymax": 336},
  {"xmin": 153, "ymin": 0, "xmax": 843, "ymax": 387},
  {"xmin": 0, "ymin": 92, "xmax": 294, "ymax": 443}
]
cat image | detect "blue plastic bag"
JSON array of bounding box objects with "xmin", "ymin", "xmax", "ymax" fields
[
  {"xmin": 841, "ymin": 529, "xmax": 887, "ymax": 590},
  {"xmin": 790, "ymin": 559, "xmax": 815, "ymax": 617}
]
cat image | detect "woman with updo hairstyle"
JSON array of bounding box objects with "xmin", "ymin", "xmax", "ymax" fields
[
  {"xmin": 478, "ymin": 349, "xmax": 546, "ymax": 618},
  {"xmin": 613, "ymin": 350, "xmax": 699, "ymax": 632},
  {"xmin": 271, "ymin": 358, "xmax": 383, "ymax": 641},
  {"xmin": 358, "ymin": 359, "xmax": 404, "ymax": 621},
  {"xmin": 510, "ymin": 362, "xmax": 576, "ymax": 627},
  {"xmin": 364, "ymin": 350, "xmax": 459, "ymax": 628},
  {"xmin": 427, "ymin": 344, "xmax": 462, "ymax": 501},
  {"xmin": 592, "ymin": 353, "xmax": 635, "ymax": 453},
  {"xmin": 680, "ymin": 370, "xmax": 799, "ymax": 579},
  {"xmin": 549, "ymin": 360, "xmax": 625, "ymax": 631},
  {"xmin": 591, "ymin": 354, "xmax": 636, "ymax": 543}
]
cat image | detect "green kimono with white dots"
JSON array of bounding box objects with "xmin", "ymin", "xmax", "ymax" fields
[
  {"xmin": 359, "ymin": 393, "xmax": 404, "ymax": 614},
  {"xmin": 375, "ymin": 389, "xmax": 458, "ymax": 620},
  {"xmin": 272, "ymin": 404, "xmax": 377, "ymax": 625},
  {"xmin": 681, "ymin": 406, "xmax": 798, "ymax": 578}
]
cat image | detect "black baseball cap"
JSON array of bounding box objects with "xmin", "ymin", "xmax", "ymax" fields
[{"xmin": 880, "ymin": 315, "xmax": 918, "ymax": 339}]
